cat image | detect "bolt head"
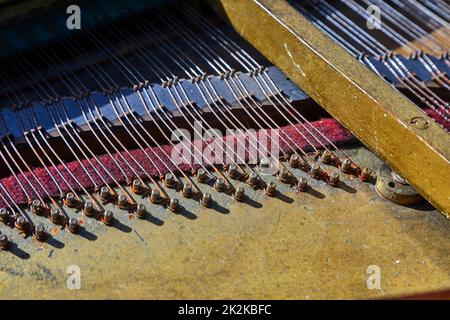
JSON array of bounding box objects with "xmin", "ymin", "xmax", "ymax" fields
[
  {"xmin": 133, "ymin": 179, "xmax": 141, "ymax": 187},
  {"xmin": 170, "ymin": 198, "xmax": 179, "ymax": 212},
  {"xmin": 0, "ymin": 208, "xmax": 8, "ymax": 217},
  {"xmin": 260, "ymin": 158, "xmax": 270, "ymax": 167},
  {"xmin": 69, "ymin": 218, "xmax": 78, "ymax": 226},
  {"xmin": 201, "ymin": 193, "xmax": 212, "ymax": 206},
  {"xmin": 265, "ymin": 182, "xmax": 276, "ymax": 196},
  {"xmin": 16, "ymin": 216, "xmax": 26, "ymax": 226},
  {"xmin": 234, "ymin": 187, "xmax": 245, "ymax": 201},
  {"xmin": 103, "ymin": 211, "xmax": 113, "ymax": 223},
  {"xmin": 136, "ymin": 204, "xmax": 146, "ymax": 217}
]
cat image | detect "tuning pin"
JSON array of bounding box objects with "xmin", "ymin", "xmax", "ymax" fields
[
  {"xmin": 83, "ymin": 201, "xmax": 94, "ymax": 216},
  {"xmin": 101, "ymin": 211, "xmax": 114, "ymax": 226},
  {"xmin": 50, "ymin": 209, "xmax": 62, "ymax": 224},
  {"xmin": 164, "ymin": 173, "xmax": 178, "ymax": 188},
  {"xmin": 289, "ymin": 154, "xmax": 300, "ymax": 168},
  {"xmin": 246, "ymin": 172, "xmax": 259, "ymax": 188},
  {"xmin": 136, "ymin": 204, "xmax": 147, "ymax": 219},
  {"xmin": 227, "ymin": 164, "xmax": 239, "ymax": 179},
  {"xmin": 169, "ymin": 198, "xmax": 179, "ymax": 212},
  {"xmin": 196, "ymin": 169, "xmax": 207, "ymax": 182},
  {"xmin": 297, "ymin": 177, "xmax": 308, "ymax": 192},
  {"xmin": 0, "ymin": 234, "xmax": 10, "ymax": 250},
  {"xmin": 265, "ymin": 181, "xmax": 277, "ymax": 196},
  {"xmin": 117, "ymin": 194, "xmax": 128, "ymax": 208},
  {"xmin": 214, "ymin": 178, "xmax": 226, "ymax": 192},
  {"xmin": 278, "ymin": 168, "xmax": 291, "ymax": 183},
  {"xmin": 65, "ymin": 192, "xmax": 77, "ymax": 208},
  {"xmin": 150, "ymin": 189, "xmax": 161, "ymax": 204},
  {"xmin": 15, "ymin": 216, "xmax": 28, "ymax": 233},
  {"xmin": 34, "ymin": 224, "xmax": 47, "ymax": 241},
  {"xmin": 310, "ymin": 164, "xmax": 321, "ymax": 179},
  {"xmin": 329, "ymin": 172, "xmax": 340, "ymax": 187},
  {"xmin": 100, "ymin": 186, "xmax": 110, "ymax": 201},
  {"xmin": 201, "ymin": 193, "xmax": 212, "ymax": 207},
  {"xmin": 182, "ymin": 183, "xmax": 192, "ymax": 198},
  {"xmin": 340, "ymin": 159, "xmax": 352, "ymax": 174},
  {"xmin": 234, "ymin": 186, "xmax": 245, "ymax": 201},
  {"xmin": 0, "ymin": 208, "xmax": 9, "ymax": 223},
  {"xmin": 31, "ymin": 199, "xmax": 42, "ymax": 215},
  {"xmin": 360, "ymin": 168, "xmax": 372, "ymax": 182},
  {"xmin": 68, "ymin": 218, "xmax": 79, "ymax": 233},
  {"xmin": 321, "ymin": 150, "xmax": 333, "ymax": 164}
]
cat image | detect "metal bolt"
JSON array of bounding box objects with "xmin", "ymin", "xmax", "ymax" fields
[
  {"xmin": 34, "ymin": 224, "xmax": 47, "ymax": 241},
  {"xmin": 227, "ymin": 164, "xmax": 239, "ymax": 179},
  {"xmin": 150, "ymin": 189, "xmax": 161, "ymax": 203},
  {"xmin": 265, "ymin": 181, "xmax": 277, "ymax": 196},
  {"xmin": 68, "ymin": 218, "xmax": 79, "ymax": 233},
  {"xmin": 246, "ymin": 172, "xmax": 259, "ymax": 187},
  {"xmin": 259, "ymin": 157, "xmax": 271, "ymax": 167},
  {"xmin": 31, "ymin": 199, "xmax": 42, "ymax": 214},
  {"xmin": 102, "ymin": 210, "xmax": 114, "ymax": 225},
  {"xmin": 136, "ymin": 204, "xmax": 146, "ymax": 218},
  {"xmin": 169, "ymin": 198, "xmax": 179, "ymax": 212},
  {"xmin": 196, "ymin": 168, "xmax": 207, "ymax": 182},
  {"xmin": 83, "ymin": 201, "xmax": 94, "ymax": 216},
  {"xmin": 360, "ymin": 167, "xmax": 372, "ymax": 182},
  {"xmin": 65, "ymin": 192, "xmax": 76, "ymax": 207},
  {"xmin": 201, "ymin": 192, "xmax": 212, "ymax": 207},
  {"xmin": 321, "ymin": 150, "xmax": 332, "ymax": 164},
  {"xmin": 234, "ymin": 186, "xmax": 245, "ymax": 201},
  {"xmin": 100, "ymin": 186, "xmax": 110, "ymax": 201},
  {"xmin": 289, "ymin": 154, "xmax": 300, "ymax": 168},
  {"xmin": 182, "ymin": 183, "xmax": 192, "ymax": 198},
  {"xmin": 15, "ymin": 216, "xmax": 27, "ymax": 230},
  {"xmin": 297, "ymin": 177, "xmax": 308, "ymax": 192},
  {"xmin": 0, "ymin": 208, "xmax": 8, "ymax": 222},
  {"xmin": 214, "ymin": 178, "xmax": 225, "ymax": 192},
  {"xmin": 279, "ymin": 168, "xmax": 290, "ymax": 183},
  {"xmin": 165, "ymin": 173, "xmax": 177, "ymax": 188},
  {"xmin": 329, "ymin": 172, "xmax": 340, "ymax": 186},
  {"xmin": 132, "ymin": 179, "xmax": 143, "ymax": 194},
  {"xmin": 0, "ymin": 234, "xmax": 10, "ymax": 250},
  {"xmin": 50, "ymin": 209, "xmax": 60, "ymax": 223},
  {"xmin": 340, "ymin": 159, "xmax": 352, "ymax": 174},
  {"xmin": 117, "ymin": 194, "xmax": 128, "ymax": 207},
  {"xmin": 310, "ymin": 163, "xmax": 321, "ymax": 179}
]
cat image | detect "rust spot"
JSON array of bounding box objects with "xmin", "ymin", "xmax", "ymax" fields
[
  {"xmin": 79, "ymin": 218, "xmax": 85, "ymax": 225},
  {"xmin": 128, "ymin": 214, "xmax": 135, "ymax": 220},
  {"xmin": 50, "ymin": 227, "xmax": 60, "ymax": 235}
]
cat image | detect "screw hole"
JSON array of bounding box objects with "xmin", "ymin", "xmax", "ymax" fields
[{"xmin": 388, "ymin": 181, "xmax": 395, "ymax": 188}]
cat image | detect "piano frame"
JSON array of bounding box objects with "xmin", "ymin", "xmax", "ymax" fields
[{"xmin": 210, "ymin": 0, "xmax": 450, "ymax": 218}]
